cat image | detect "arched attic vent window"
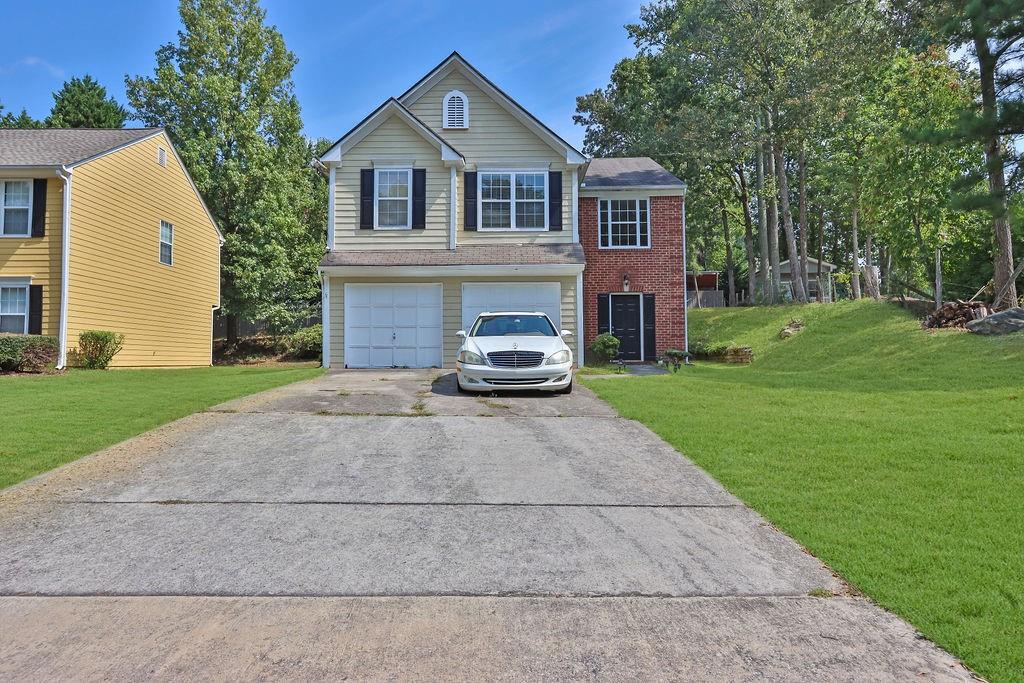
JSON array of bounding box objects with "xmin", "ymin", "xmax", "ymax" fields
[{"xmin": 443, "ymin": 90, "xmax": 468, "ymax": 129}]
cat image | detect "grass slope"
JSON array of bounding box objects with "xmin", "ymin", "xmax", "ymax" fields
[
  {"xmin": 0, "ymin": 363, "xmax": 323, "ymax": 490},
  {"xmin": 584, "ymin": 301, "xmax": 1023, "ymax": 682}
]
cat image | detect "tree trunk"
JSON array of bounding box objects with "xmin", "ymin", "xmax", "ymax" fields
[
  {"xmin": 864, "ymin": 233, "xmax": 880, "ymax": 299},
  {"xmin": 798, "ymin": 147, "xmax": 810, "ymax": 296},
  {"xmin": 721, "ymin": 198, "xmax": 736, "ymax": 307},
  {"xmin": 763, "ymin": 133, "xmax": 782, "ymax": 303},
  {"xmin": 772, "ymin": 136, "xmax": 807, "ymax": 302},
  {"xmin": 851, "ymin": 192, "xmax": 863, "ymax": 300},
  {"xmin": 737, "ymin": 165, "xmax": 757, "ymax": 304},
  {"xmin": 975, "ymin": 32, "xmax": 1017, "ymax": 309},
  {"xmin": 755, "ymin": 137, "xmax": 772, "ymax": 302},
  {"xmin": 934, "ymin": 247, "xmax": 943, "ymax": 311},
  {"xmin": 817, "ymin": 206, "xmax": 825, "ymax": 303},
  {"xmin": 226, "ymin": 314, "xmax": 239, "ymax": 345}
]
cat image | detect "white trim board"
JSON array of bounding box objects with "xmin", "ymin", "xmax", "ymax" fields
[{"xmin": 321, "ymin": 264, "xmax": 584, "ymax": 278}]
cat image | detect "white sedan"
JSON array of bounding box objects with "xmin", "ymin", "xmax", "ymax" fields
[{"xmin": 455, "ymin": 312, "xmax": 574, "ymax": 394}]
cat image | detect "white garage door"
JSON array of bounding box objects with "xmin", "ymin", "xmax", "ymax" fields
[
  {"xmin": 461, "ymin": 282, "xmax": 562, "ymax": 331},
  {"xmin": 344, "ymin": 283, "xmax": 443, "ymax": 368}
]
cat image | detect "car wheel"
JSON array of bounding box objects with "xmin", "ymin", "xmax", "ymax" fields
[
  {"xmin": 559, "ymin": 380, "xmax": 573, "ymax": 395},
  {"xmin": 456, "ymin": 379, "xmax": 469, "ymax": 394}
]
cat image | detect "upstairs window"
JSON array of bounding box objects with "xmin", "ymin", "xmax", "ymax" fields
[
  {"xmin": 375, "ymin": 168, "xmax": 412, "ymax": 229},
  {"xmin": 599, "ymin": 198, "xmax": 650, "ymax": 248},
  {"xmin": 442, "ymin": 90, "xmax": 468, "ymax": 129},
  {"xmin": 1, "ymin": 180, "xmax": 31, "ymax": 236},
  {"xmin": 479, "ymin": 171, "xmax": 547, "ymax": 231},
  {"xmin": 159, "ymin": 220, "xmax": 173, "ymax": 265}
]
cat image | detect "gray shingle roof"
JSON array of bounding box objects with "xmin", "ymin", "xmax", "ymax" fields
[
  {"xmin": 0, "ymin": 128, "xmax": 162, "ymax": 167},
  {"xmin": 581, "ymin": 157, "xmax": 685, "ymax": 189},
  {"xmin": 321, "ymin": 243, "xmax": 585, "ymax": 268}
]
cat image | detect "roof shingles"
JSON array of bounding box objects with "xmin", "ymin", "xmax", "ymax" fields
[
  {"xmin": 581, "ymin": 157, "xmax": 685, "ymax": 189},
  {"xmin": 0, "ymin": 128, "xmax": 162, "ymax": 167},
  {"xmin": 321, "ymin": 244, "xmax": 585, "ymax": 268}
]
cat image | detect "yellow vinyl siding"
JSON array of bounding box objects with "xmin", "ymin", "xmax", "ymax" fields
[
  {"xmin": 405, "ymin": 71, "xmax": 573, "ymax": 245},
  {"xmin": 333, "ymin": 116, "xmax": 449, "ymax": 250},
  {"xmin": 328, "ymin": 275, "xmax": 578, "ymax": 368},
  {"xmin": 0, "ymin": 176, "xmax": 63, "ymax": 336},
  {"xmin": 66, "ymin": 133, "xmax": 220, "ymax": 367}
]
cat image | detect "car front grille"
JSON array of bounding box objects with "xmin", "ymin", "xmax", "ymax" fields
[
  {"xmin": 486, "ymin": 350, "xmax": 545, "ymax": 368},
  {"xmin": 483, "ymin": 377, "xmax": 548, "ymax": 385}
]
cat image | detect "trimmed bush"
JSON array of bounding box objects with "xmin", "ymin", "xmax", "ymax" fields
[
  {"xmin": 78, "ymin": 330, "xmax": 125, "ymax": 369},
  {"xmin": 287, "ymin": 324, "xmax": 322, "ymax": 360},
  {"xmin": 0, "ymin": 335, "xmax": 59, "ymax": 372},
  {"xmin": 589, "ymin": 332, "xmax": 621, "ymax": 364}
]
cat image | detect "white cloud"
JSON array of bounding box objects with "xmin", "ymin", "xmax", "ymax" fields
[{"xmin": 5, "ymin": 56, "xmax": 66, "ymax": 78}]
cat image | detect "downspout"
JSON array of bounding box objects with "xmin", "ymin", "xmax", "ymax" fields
[
  {"xmin": 56, "ymin": 165, "xmax": 72, "ymax": 369},
  {"xmin": 449, "ymin": 166, "xmax": 457, "ymax": 250},
  {"xmin": 681, "ymin": 187, "xmax": 690, "ymax": 363}
]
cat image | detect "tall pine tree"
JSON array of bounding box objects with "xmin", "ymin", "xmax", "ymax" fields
[{"xmin": 47, "ymin": 75, "xmax": 128, "ymax": 128}]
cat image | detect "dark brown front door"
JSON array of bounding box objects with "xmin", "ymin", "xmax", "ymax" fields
[{"xmin": 610, "ymin": 295, "xmax": 642, "ymax": 360}]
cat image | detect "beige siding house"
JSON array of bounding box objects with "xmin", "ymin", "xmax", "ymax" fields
[
  {"xmin": 0, "ymin": 128, "xmax": 222, "ymax": 367},
  {"xmin": 318, "ymin": 52, "xmax": 587, "ymax": 368}
]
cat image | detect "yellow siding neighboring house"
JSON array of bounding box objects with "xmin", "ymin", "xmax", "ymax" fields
[
  {"xmin": 67, "ymin": 133, "xmax": 221, "ymax": 367},
  {"xmin": 0, "ymin": 177, "xmax": 63, "ymax": 336}
]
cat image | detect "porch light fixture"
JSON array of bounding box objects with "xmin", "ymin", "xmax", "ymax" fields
[{"xmin": 622, "ymin": 273, "xmax": 630, "ymax": 292}]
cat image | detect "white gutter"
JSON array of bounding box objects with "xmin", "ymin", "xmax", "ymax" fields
[
  {"xmin": 56, "ymin": 165, "xmax": 72, "ymax": 369},
  {"xmin": 320, "ymin": 264, "xmax": 585, "ymax": 278},
  {"xmin": 681, "ymin": 187, "xmax": 690, "ymax": 362},
  {"xmin": 571, "ymin": 168, "xmax": 579, "ymax": 243},
  {"xmin": 449, "ymin": 166, "xmax": 457, "ymax": 250},
  {"xmin": 327, "ymin": 165, "xmax": 336, "ymax": 251}
]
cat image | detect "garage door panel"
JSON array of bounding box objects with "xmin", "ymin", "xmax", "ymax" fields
[
  {"xmin": 344, "ymin": 283, "xmax": 443, "ymax": 369},
  {"xmin": 462, "ymin": 283, "xmax": 562, "ymax": 331}
]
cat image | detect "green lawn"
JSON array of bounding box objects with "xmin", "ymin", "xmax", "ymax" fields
[
  {"xmin": 0, "ymin": 363, "xmax": 323, "ymax": 490},
  {"xmin": 583, "ymin": 301, "xmax": 1024, "ymax": 682}
]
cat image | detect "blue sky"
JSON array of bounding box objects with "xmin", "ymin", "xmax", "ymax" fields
[{"xmin": 0, "ymin": 1, "xmax": 642, "ymax": 149}]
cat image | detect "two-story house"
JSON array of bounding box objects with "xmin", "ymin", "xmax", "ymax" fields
[
  {"xmin": 318, "ymin": 53, "xmax": 686, "ymax": 368},
  {"xmin": 0, "ymin": 128, "xmax": 222, "ymax": 368}
]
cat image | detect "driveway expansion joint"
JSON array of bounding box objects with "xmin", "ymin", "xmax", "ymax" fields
[{"xmin": 60, "ymin": 500, "xmax": 745, "ymax": 509}]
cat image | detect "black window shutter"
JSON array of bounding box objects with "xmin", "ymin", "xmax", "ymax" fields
[
  {"xmin": 597, "ymin": 293, "xmax": 610, "ymax": 335},
  {"xmin": 359, "ymin": 169, "xmax": 374, "ymax": 229},
  {"xmin": 28, "ymin": 285, "xmax": 43, "ymax": 335},
  {"xmin": 412, "ymin": 169, "xmax": 426, "ymax": 229},
  {"xmin": 548, "ymin": 171, "xmax": 562, "ymax": 230},
  {"xmin": 31, "ymin": 179, "xmax": 47, "ymax": 237},
  {"xmin": 464, "ymin": 171, "xmax": 477, "ymax": 230},
  {"xmin": 643, "ymin": 293, "xmax": 656, "ymax": 359}
]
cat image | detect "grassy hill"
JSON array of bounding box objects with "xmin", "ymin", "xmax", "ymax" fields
[{"xmin": 584, "ymin": 300, "xmax": 1024, "ymax": 682}]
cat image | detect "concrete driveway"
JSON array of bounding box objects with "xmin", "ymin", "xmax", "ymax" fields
[{"xmin": 0, "ymin": 370, "xmax": 970, "ymax": 681}]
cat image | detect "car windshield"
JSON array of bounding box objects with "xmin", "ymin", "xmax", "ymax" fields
[{"xmin": 471, "ymin": 314, "xmax": 557, "ymax": 337}]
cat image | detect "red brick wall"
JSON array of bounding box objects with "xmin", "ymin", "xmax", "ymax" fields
[{"xmin": 580, "ymin": 195, "xmax": 685, "ymax": 358}]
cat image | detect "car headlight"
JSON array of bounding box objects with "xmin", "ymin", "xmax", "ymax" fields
[
  {"xmin": 545, "ymin": 350, "xmax": 572, "ymax": 365},
  {"xmin": 457, "ymin": 350, "xmax": 486, "ymax": 365}
]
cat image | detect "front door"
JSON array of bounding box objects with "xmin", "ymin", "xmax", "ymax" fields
[{"xmin": 610, "ymin": 294, "xmax": 642, "ymax": 361}]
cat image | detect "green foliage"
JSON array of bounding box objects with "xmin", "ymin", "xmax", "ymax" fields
[
  {"xmin": 77, "ymin": 330, "xmax": 125, "ymax": 369},
  {"xmin": 125, "ymin": 0, "xmax": 325, "ymax": 330},
  {"xmin": 588, "ymin": 332, "xmax": 621, "ymax": 363},
  {"xmin": 0, "ymin": 102, "xmax": 44, "ymax": 129},
  {"xmin": 46, "ymin": 75, "xmax": 127, "ymax": 128},
  {"xmin": 0, "ymin": 335, "xmax": 58, "ymax": 372},
  {"xmin": 286, "ymin": 324, "xmax": 322, "ymax": 359},
  {"xmin": 584, "ymin": 301, "xmax": 1024, "ymax": 680},
  {"xmin": 688, "ymin": 333, "xmax": 732, "ymax": 358}
]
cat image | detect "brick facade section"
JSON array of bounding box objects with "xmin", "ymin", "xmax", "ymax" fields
[{"xmin": 580, "ymin": 195, "xmax": 685, "ymax": 359}]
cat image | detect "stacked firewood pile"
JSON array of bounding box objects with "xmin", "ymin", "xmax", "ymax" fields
[{"xmin": 923, "ymin": 300, "xmax": 992, "ymax": 329}]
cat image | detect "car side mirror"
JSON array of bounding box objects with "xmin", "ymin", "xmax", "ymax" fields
[
  {"xmin": 560, "ymin": 330, "xmax": 573, "ymax": 337},
  {"xmin": 456, "ymin": 330, "xmax": 467, "ymax": 339}
]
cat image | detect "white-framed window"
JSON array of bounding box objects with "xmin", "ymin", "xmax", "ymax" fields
[
  {"xmin": 1, "ymin": 180, "xmax": 32, "ymax": 237},
  {"xmin": 374, "ymin": 168, "xmax": 412, "ymax": 229},
  {"xmin": 479, "ymin": 171, "xmax": 547, "ymax": 231},
  {"xmin": 0, "ymin": 284, "xmax": 29, "ymax": 334},
  {"xmin": 599, "ymin": 198, "xmax": 650, "ymax": 249},
  {"xmin": 157, "ymin": 147, "xmax": 167, "ymax": 167},
  {"xmin": 442, "ymin": 90, "xmax": 468, "ymax": 129},
  {"xmin": 159, "ymin": 220, "xmax": 173, "ymax": 265}
]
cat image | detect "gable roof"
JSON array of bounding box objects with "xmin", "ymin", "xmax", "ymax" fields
[
  {"xmin": 397, "ymin": 51, "xmax": 587, "ymax": 165},
  {"xmin": 319, "ymin": 98, "xmax": 464, "ymax": 164},
  {"xmin": 581, "ymin": 157, "xmax": 685, "ymax": 190},
  {"xmin": 0, "ymin": 128, "xmax": 163, "ymax": 168}
]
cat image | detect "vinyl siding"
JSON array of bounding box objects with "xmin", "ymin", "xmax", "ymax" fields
[
  {"xmin": 406, "ymin": 71, "xmax": 573, "ymax": 245},
  {"xmin": 328, "ymin": 275, "xmax": 579, "ymax": 368},
  {"xmin": 0, "ymin": 176, "xmax": 62, "ymax": 336},
  {"xmin": 66, "ymin": 133, "xmax": 220, "ymax": 367},
  {"xmin": 333, "ymin": 115, "xmax": 450, "ymax": 250}
]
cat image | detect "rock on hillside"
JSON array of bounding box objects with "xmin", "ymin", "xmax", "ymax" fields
[{"xmin": 966, "ymin": 307, "xmax": 1024, "ymax": 335}]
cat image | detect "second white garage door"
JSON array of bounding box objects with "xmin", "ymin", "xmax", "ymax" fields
[
  {"xmin": 461, "ymin": 282, "xmax": 562, "ymax": 331},
  {"xmin": 344, "ymin": 283, "xmax": 443, "ymax": 368}
]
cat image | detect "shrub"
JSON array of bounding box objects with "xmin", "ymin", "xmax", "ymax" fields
[
  {"xmin": 287, "ymin": 324, "xmax": 322, "ymax": 360},
  {"xmin": 689, "ymin": 334, "xmax": 732, "ymax": 359},
  {"xmin": 78, "ymin": 330, "xmax": 125, "ymax": 369},
  {"xmin": 589, "ymin": 332, "xmax": 621, "ymax": 364},
  {"xmin": 0, "ymin": 335, "xmax": 59, "ymax": 372}
]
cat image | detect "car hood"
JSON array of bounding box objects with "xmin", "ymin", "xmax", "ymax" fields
[{"xmin": 467, "ymin": 335, "xmax": 567, "ymax": 357}]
